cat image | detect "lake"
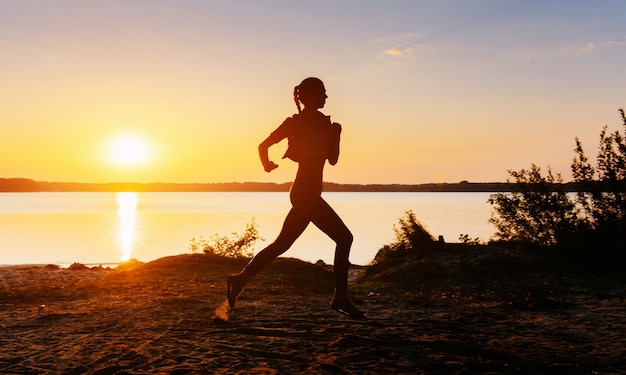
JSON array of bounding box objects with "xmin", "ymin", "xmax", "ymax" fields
[{"xmin": 0, "ymin": 192, "xmax": 496, "ymax": 266}]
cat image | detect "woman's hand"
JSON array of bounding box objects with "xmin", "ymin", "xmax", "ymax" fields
[{"xmin": 263, "ymin": 161, "xmax": 279, "ymax": 172}]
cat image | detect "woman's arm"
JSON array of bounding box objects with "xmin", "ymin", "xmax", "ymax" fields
[
  {"xmin": 259, "ymin": 117, "xmax": 292, "ymax": 172},
  {"xmin": 327, "ymin": 122, "xmax": 342, "ymax": 166},
  {"xmin": 259, "ymin": 136, "xmax": 279, "ymax": 172}
]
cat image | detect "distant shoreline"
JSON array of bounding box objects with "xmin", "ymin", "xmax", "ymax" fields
[{"xmin": 0, "ymin": 178, "xmax": 517, "ymax": 192}]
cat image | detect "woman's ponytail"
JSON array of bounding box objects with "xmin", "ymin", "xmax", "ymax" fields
[{"xmin": 293, "ymin": 85, "xmax": 302, "ymax": 113}]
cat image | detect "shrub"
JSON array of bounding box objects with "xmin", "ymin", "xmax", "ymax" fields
[
  {"xmin": 392, "ymin": 210, "xmax": 435, "ymax": 252},
  {"xmin": 488, "ymin": 108, "xmax": 626, "ymax": 250},
  {"xmin": 487, "ymin": 165, "xmax": 577, "ymax": 246},
  {"xmin": 373, "ymin": 210, "xmax": 434, "ymax": 263},
  {"xmin": 189, "ymin": 219, "xmax": 263, "ymax": 259},
  {"xmin": 572, "ymin": 108, "xmax": 626, "ymax": 242}
]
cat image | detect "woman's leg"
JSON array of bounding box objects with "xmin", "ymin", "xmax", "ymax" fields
[
  {"xmin": 310, "ymin": 199, "xmax": 364, "ymax": 319},
  {"xmin": 245, "ymin": 206, "xmax": 311, "ymax": 275},
  {"xmin": 309, "ymin": 199, "xmax": 353, "ymax": 289},
  {"xmin": 227, "ymin": 205, "xmax": 311, "ymax": 307}
]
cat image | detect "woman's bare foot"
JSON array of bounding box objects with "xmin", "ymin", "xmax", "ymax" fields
[{"xmin": 227, "ymin": 274, "xmax": 245, "ymax": 308}]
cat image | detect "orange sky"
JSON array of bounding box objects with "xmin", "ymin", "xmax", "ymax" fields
[{"xmin": 1, "ymin": 1, "xmax": 625, "ymax": 184}]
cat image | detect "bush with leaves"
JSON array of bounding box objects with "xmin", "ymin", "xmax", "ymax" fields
[
  {"xmin": 373, "ymin": 210, "xmax": 434, "ymax": 263},
  {"xmin": 489, "ymin": 108, "xmax": 626, "ymax": 249},
  {"xmin": 189, "ymin": 220, "xmax": 263, "ymax": 259},
  {"xmin": 572, "ymin": 108, "xmax": 626, "ymax": 244},
  {"xmin": 488, "ymin": 165, "xmax": 577, "ymax": 246}
]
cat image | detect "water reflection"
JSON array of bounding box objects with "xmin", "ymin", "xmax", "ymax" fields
[{"xmin": 116, "ymin": 192, "xmax": 138, "ymax": 262}]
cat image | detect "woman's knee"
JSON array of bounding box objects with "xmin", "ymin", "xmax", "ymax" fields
[
  {"xmin": 271, "ymin": 227, "xmax": 304, "ymax": 252},
  {"xmin": 336, "ymin": 229, "xmax": 353, "ymax": 248},
  {"xmin": 270, "ymin": 237, "xmax": 292, "ymax": 252},
  {"xmin": 255, "ymin": 242, "xmax": 283, "ymax": 260}
]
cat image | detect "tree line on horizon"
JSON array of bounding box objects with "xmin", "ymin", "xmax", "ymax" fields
[{"xmin": 0, "ymin": 177, "xmax": 594, "ymax": 193}]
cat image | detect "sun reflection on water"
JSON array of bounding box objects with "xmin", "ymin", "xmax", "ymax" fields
[{"xmin": 116, "ymin": 192, "xmax": 138, "ymax": 262}]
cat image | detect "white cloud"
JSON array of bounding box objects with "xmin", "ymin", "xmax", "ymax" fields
[
  {"xmin": 381, "ymin": 43, "xmax": 431, "ymax": 59},
  {"xmin": 563, "ymin": 39, "xmax": 625, "ymax": 54},
  {"xmin": 601, "ymin": 40, "xmax": 625, "ymax": 48},
  {"xmin": 375, "ymin": 32, "xmax": 432, "ymax": 61},
  {"xmin": 384, "ymin": 47, "xmax": 403, "ymax": 56},
  {"xmin": 580, "ymin": 42, "xmax": 596, "ymax": 53}
]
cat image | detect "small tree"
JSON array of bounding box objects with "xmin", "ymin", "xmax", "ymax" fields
[
  {"xmin": 489, "ymin": 108, "xmax": 626, "ymax": 249},
  {"xmin": 571, "ymin": 108, "xmax": 626, "ymax": 242},
  {"xmin": 488, "ymin": 165, "xmax": 577, "ymax": 246}
]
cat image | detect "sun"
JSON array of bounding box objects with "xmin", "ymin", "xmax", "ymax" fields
[{"xmin": 107, "ymin": 133, "xmax": 152, "ymax": 167}]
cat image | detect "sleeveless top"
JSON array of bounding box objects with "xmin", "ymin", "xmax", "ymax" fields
[{"xmin": 269, "ymin": 111, "xmax": 340, "ymax": 162}]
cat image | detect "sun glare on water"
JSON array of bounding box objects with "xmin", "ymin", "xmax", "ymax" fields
[
  {"xmin": 107, "ymin": 133, "xmax": 152, "ymax": 167},
  {"xmin": 117, "ymin": 192, "xmax": 138, "ymax": 262}
]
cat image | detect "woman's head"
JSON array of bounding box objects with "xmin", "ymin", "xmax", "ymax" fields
[{"xmin": 294, "ymin": 77, "xmax": 327, "ymax": 112}]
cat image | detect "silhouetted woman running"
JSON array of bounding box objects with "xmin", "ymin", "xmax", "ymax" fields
[{"xmin": 227, "ymin": 77, "xmax": 364, "ymax": 319}]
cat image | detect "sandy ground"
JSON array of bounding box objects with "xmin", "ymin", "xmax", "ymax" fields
[{"xmin": 1, "ymin": 250, "xmax": 625, "ymax": 374}]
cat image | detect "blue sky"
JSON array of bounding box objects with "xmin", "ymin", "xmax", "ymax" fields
[{"xmin": 1, "ymin": 1, "xmax": 625, "ymax": 184}]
